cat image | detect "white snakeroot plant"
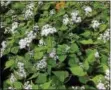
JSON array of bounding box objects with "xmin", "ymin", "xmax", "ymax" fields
[
  {"xmin": 98, "ymin": 29, "xmax": 110, "ymax": 43},
  {"xmin": 71, "ymin": 10, "xmax": 82, "ymax": 23},
  {"xmin": 50, "ymin": 9, "xmax": 55, "ymax": 15},
  {"xmin": 16, "ymin": 62, "xmax": 26, "ymax": 78},
  {"xmin": 97, "ymin": 81, "xmax": 106, "ymax": 90},
  {"xmin": 24, "ymin": 3, "xmax": 34, "ymax": 19},
  {"xmin": 36, "ymin": 56, "xmax": 47, "ymax": 70},
  {"xmin": 0, "ymin": 41, "xmax": 7, "ymax": 57},
  {"xmin": 91, "ymin": 20, "xmax": 100, "ymax": 29},
  {"xmin": 41, "ymin": 24, "xmax": 57, "ymax": 36},
  {"xmin": 10, "ymin": 22, "xmax": 18, "ymax": 34},
  {"xmin": 39, "ymin": 38, "xmax": 45, "ymax": 46},
  {"xmin": 84, "ymin": 6, "xmax": 92, "ymax": 15},
  {"xmin": 105, "ymin": 69, "xmax": 109, "ymax": 80},
  {"xmin": 63, "ymin": 14, "xmax": 69, "ymax": 25},
  {"xmin": 19, "ymin": 30, "xmax": 36, "ymax": 49},
  {"xmin": 10, "ymin": 73, "xmax": 16, "ymax": 84},
  {"xmin": 49, "ymin": 48, "xmax": 58, "ymax": 60},
  {"xmin": 23, "ymin": 81, "xmax": 32, "ymax": 89},
  {"xmin": 95, "ymin": 51, "xmax": 99, "ymax": 58}
]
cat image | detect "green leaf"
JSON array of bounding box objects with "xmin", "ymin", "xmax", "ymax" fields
[
  {"xmin": 70, "ymin": 66, "xmax": 86, "ymax": 76},
  {"xmin": 13, "ymin": 81, "xmax": 22, "ymax": 89},
  {"xmin": 79, "ymin": 76, "xmax": 89, "ymax": 84},
  {"xmin": 11, "ymin": 46, "xmax": 19, "ymax": 54},
  {"xmin": 99, "ymin": 24, "xmax": 107, "ymax": 32},
  {"xmin": 69, "ymin": 43, "xmax": 79, "ymax": 53},
  {"xmin": 34, "ymin": 52, "xmax": 43, "ymax": 60},
  {"xmin": 53, "ymin": 71, "xmax": 68, "ymax": 82},
  {"xmin": 60, "ymin": 25, "xmax": 68, "ymax": 31},
  {"xmin": 57, "ymin": 9, "xmax": 65, "ymax": 16},
  {"xmin": 80, "ymin": 31, "xmax": 91, "ymax": 38},
  {"xmin": 28, "ymin": 73, "xmax": 39, "ymax": 80},
  {"xmin": 47, "ymin": 59, "xmax": 56, "ymax": 67},
  {"xmin": 86, "ymin": 49, "xmax": 96, "ymax": 64},
  {"xmin": 36, "ymin": 73, "xmax": 47, "ymax": 84},
  {"xmin": 5, "ymin": 59, "xmax": 14, "ymax": 69},
  {"xmin": 41, "ymin": 80, "xmax": 52, "ymax": 89},
  {"xmin": 83, "ymin": 60, "xmax": 89, "ymax": 71},
  {"xmin": 58, "ymin": 55, "xmax": 67, "ymax": 62},
  {"xmin": 41, "ymin": 3, "xmax": 50, "ymax": 10},
  {"xmin": 91, "ymin": 75, "xmax": 104, "ymax": 85},
  {"xmin": 80, "ymin": 39, "xmax": 94, "ymax": 44}
]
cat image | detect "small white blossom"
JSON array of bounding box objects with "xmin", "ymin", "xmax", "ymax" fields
[
  {"xmin": 19, "ymin": 30, "xmax": 37, "ymax": 49},
  {"xmin": 97, "ymin": 82, "xmax": 106, "ymax": 90},
  {"xmin": 91, "ymin": 20, "xmax": 100, "ymax": 29},
  {"xmin": 71, "ymin": 10, "xmax": 82, "ymax": 23},
  {"xmin": 10, "ymin": 22, "xmax": 18, "ymax": 33},
  {"xmin": 36, "ymin": 57, "xmax": 47, "ymax": 70},
  {"xmin": 84, "ymin": 6, "xmax": 92, "ymax": 15},
  {"xmin": 95, "ymin": 51, "xmax": 99, "ymax": 58},
  {"xmin": 24, "ymin": 81, "xmax": 32, "ymax": 89},
  {"xmin": 41, "ymin": 24, "xmax": 57, "ymax": 36},
  {"xmin": 24, "ymin": 9, "xmax": 34, "ymax": 19},
  {"xmin": 17, "ymin": 62, "xmax": 26, "ymax": 78},
  {"xmin": 50, "ymin": 9, "xmax": 55, "ymax": 15},
  {"xmin": 39, "ymin": 39, "xmax": 45, "ymax": 46},
  {"xmin": 10, "ymin": 73, "xmax": 16, "ymax": 84},
  {"xmin": 38, "ymin": 1, "xmax": 43, "ymax": 5},
  {"xmin": 33, "ymin": 25, "xmax": 39, "ymax": 32},
  {"xmin": 63, "ymin": 14, "xmax": 69, "ymax": 25},
  {"xmin": 98, "ymin": 29, "xmax": 110, "ymax": 43},
  {"xmin": 0, "ymin": 41, "xmax": 7, "ymax": 57},
  {"xmin": 8, "ymin": 87, "xmax": 15, "ymax": 90},
  {"xmin": 105, "ymin": 69, "xmax": 109, "ymax": 80}
]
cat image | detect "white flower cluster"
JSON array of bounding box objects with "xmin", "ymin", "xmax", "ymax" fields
[
  {"xmin": 1, "ymin": 0, "xmax": 11, "ymax": 6},
  {"xmin": 72, "ymin": 86, "xmax": 85, "ymax": 90},
  {"xmin": 49, "ymin": 48, "xmax": 58, "ymax": 60},
  {"xmin": 19, "ymin": 30, "xmax": 36, "ymax": 49},
  {"xmin": 41, "ymin": 24, "xmax": 57, "ymax": 36},
  {"xmin": 10, "ymin": 73, "xmax": 16, "ymax": 84},
  {"xmin": 0, "ymin": 41, "xmax": 6, "ymax": 57},
  {"xmin": 36, "ymin": 57, "xmax": 47, "ymax": 70},
  {"xmin": 50, "ymin": 9, "xmax": 55, "ymax": 15},
  {"xmin": 8, "ymin": 87, "xmax": 15, "ymax": 90},
  {"xmin": 105, "ymin": 69, "xmax": 109, "ymax": 80},
  {"xmin": 23, "ymin": 81, "xmax": 32, "ymax": 89},
  {"xmin": 95, "ymin": 51, "xmax": 99, "ymax": 58},
  {"xmin": 16, "ymin": 62, "xmax": 26, "ymax": 78},
  {"xmin": 71, "ymin": 10, "xmax": 82, "ymax": 23},
  {"xmin": 39, "ymin": 38, "xmax": 45, "ymax": 46},
  {"xmin": 63, "ymin": 14, "xmax": 69, "ymax": 25},
  {"xmin": 98, "ymin": 29, "xmax": 110, "ymax": 43},
  {"xmin": 10, "ymin": 22, "xmax": 18, "ymax": 34},
  {"xmin": 84, "ymin": 6, "xmax": 92, "ymax": 15},
  {"xmin": 97, "ymin": 81, "xmax": 106, "ymax": 90},
  {"xmin": 91, "ymin": 20, "xmax": 100, "ymax": 29},
  {"xmin": 24, "ymin": 3, "xmax": 34, "ymax": 19}
]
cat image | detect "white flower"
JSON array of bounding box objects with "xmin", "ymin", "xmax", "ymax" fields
[
  {"xmin": 50, "ymin": 9, "xmax": 55, "ymax": 15},
  {"xmin": 0, "ymin": 41, "xmax": 7, "ymax": 57},
  {"xmin": 24, "ymin": 81, "xmax": 32, "ymax": 89},
  {"xmin": 10, "ymin": 73, "xmax": 16, "ymax": 84},
  {"xmin": 11, "ymin": 22, "xmax": 18, "ymax": 33},
  {"xmin": 49, "ymin": 48, "xmax": 56, "ymax": 58},
  {"xmin": 36, "ymin": 57, "xmax": 47, "ymax": 70},
  {"xmin": 91, "ymin": 20, "xmax": 100, "ymax": 29},
  {"xmin": 98, "ymin": 29, "xmax": 110, "ymax": 43},
  {"xmin": 41, "ymin": 24, "xmax": 57, "ymax": 36},
  {"xmin": 71, "ymin": 10, "xmax": 82, "ymax": 23},
  {"xmin": 105, "ymin": 69, "xmax": 109, "ymax": 80},
  {"xmin": 27, "ymin": 3, "xmax": 34, "ymax": 10},
  {"xmin": 24, "ymin": 9, "xmax": 34, "ymax": 19},
  {"xmin": 19, "ymin": 39, "xmax": 27, "ymax": 49},
  {"xmin": 63, "ymin": 14, "xmax": 69, "ymax": 25},
  {"xmin": 95, "ymin": 51, "xmax": 99, "ymax": 58},
  {"xmin": 39, "ymin": 39, "xmax": 45, "ymax": 46},
  {"xmin": 17, "ymin": 62, "xmax": 26, "ymax": 78},
  {"xmin": 97, "ymin": 82, "xmax": 106, "ymax": 90},
  {"xmin": 33, "ymin": 25, "xmax": 39, "ymax": 32},
  {"xmin": 19, "ymin": 30, "xmax": 37, "ymax": 49},
  {"xmin": 38, "ymin": 1, "xmax": 43, "ymax": 5},
  {"xmin": 84, "ymin": 6, "xmax": 92, "ymax": 15},
  {"xmin": 8, "ymin": 87, "xmax": 15, "ymax": 90}
]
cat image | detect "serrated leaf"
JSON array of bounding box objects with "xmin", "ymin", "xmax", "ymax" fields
[
  {"xmin": 70, "ymin": 43, "xmax": 79, "ymax": 53},
  {"xmin": 41, "ymin": 80, "xmax": 52, "ymax": 89}
]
